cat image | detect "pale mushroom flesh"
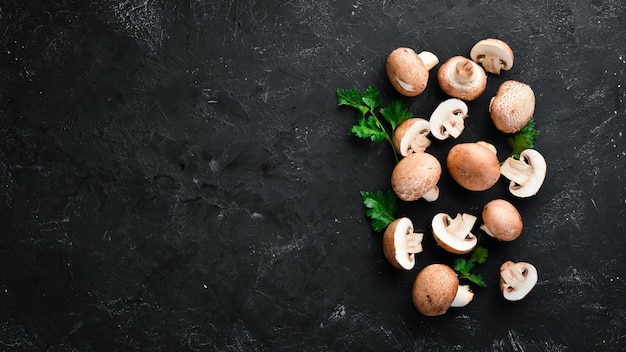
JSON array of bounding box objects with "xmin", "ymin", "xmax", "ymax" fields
[
  {"xmin": 470, "ymin": 38, "xmax": 514, "ymax": 75},
  {"xmin": 431, "ymin": 213, "xmax": 478, "ymax": 254},
  {"xmin": 500, "ymin": 149, "xmax": 546, "ymax": 198},
  {"xmin": 429, "ymin": 98, "xmax": 468, "ymax": 140},
  {"xmin": 500, "ymin": 261, "xmax": 538, "ymax": 301},
  {"xmin": 394, "ymin": 118, "xmax": 432, "ymax": 156},
  {"xmin": 389, "ymin": 217, "xmax": 424, "ymax": 270}
]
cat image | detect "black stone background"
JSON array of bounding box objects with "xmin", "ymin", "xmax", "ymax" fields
[{"xmin": 1, "ymin": 1, "xmax": 625, "ymax": 351}]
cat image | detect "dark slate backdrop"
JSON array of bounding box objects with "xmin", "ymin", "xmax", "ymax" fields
[{"xmin": 1, "ymin": 1, "xmax": 625, "ymax": 351}]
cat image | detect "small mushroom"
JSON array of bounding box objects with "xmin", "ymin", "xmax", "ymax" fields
[
  {"xmin": 480, "ymin": 199, "xmax": 523, "ymax": 241},
  {"xmin": 386, "ymin": 47, "xmax": 439, "ymax": 97},
  {"xmin": 437, "ymin": 56, "xmax": 487, "ymax": 101},
  {"xmin": 470, "ymin": 38, "xmax": 514, "ymax": 75},
  {"xmin": 500, "ymin": 149, "xmax": 547, "ymax": 198},
  {"xmin": 431, "ymin": 212, "xmax": 478, "ymax": 254},
  {"xmin": 446, "ymin": 141, "xmax": 500, "ymax": 191},
  {"xmin": 393, "ymin": 118, "xmax": 431, "ymax": 156},
  {"xmin": 489, "ymin": 80, "xmax": 535, "ymax": 133},
  {"xmin": 391, "ymin": 152, "xmax": 442, "ymax": 202},
  {"xmin": 499, "ymin": 261, "xmax": 538, "ymax": 301},
  {"xmin": 383, "ymin": 217, "xmax": 424, "ymax": 270},
  {"xmin": 412, "ymin": 264, "xmax": 474, "ymax": 316},
  {"xmin": 429, "ymin": 98, "xmax": 468, "ymax": 140}
]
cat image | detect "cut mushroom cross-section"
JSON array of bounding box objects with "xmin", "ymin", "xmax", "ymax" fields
[
  {"xmin": 431, "ymin": 213, "xmax": 478, "ymax": 254},
  {"xmin": 393, "ymin": 118, "xmax": 432, "ymax": 156},
  {"xmin": 500, "ymin": 149, "xmax": 547, "ymax": 198},
  {"xmin": 429, "ymin": 98, "xmax": 468, "ymax": 140},
  {"xmin": 383, "ymin": 217, "xmax": 424, "ymax": 270},
  {"xmin": 499, "ymin": 261, "xmax": 538, "ymax": 301},
  {"xmin": 412, "ymin": 264, "xmax": 474, "ymax": 316},
  {"xmin": 470, "ymin": 38, "xmax": 514, "ymax": 75}
]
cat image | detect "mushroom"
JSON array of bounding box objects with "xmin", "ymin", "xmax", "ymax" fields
[
  {"xmin": 391, "ymin": 152, "xmax": 441, "ymax": 202},
  {"xmin": 437, "ymin": 56, "xmax": 487, "ymax": 101},
  {"xmin": 431, "ymin": 212, "xmax": 478, "ymax": 254},
  {"xmin": 412, "ymin": 264, "xmax": 474, "ymax": 316},
  {"xmin": 429, "ymin": 98, "xmax": 468, "ymax": 140},
  {"xmin": 500, "ymin": 149, "xmax": 547, "ymax": 197},
  {"xmin": 489, "ymin": 80, "xmax": 535, "ymax": 133},
  {"xmin": 499, "ymin": 261, "xmax": 538, "ymax": 301},
  {"xmin": 480, "ymin": 199, "xmax": 523, "ymax": 241},
  {"xmin": 382, "ymin": 217, "xmax": 424, "ymax": 270},
  {"xmin": 393, "ymin": 118, "xmax": 431, "ymax": 156},
  {"xmin": 469, "ymin": 38, "xmax": 514, "ymax": 75},
  {"xmin": 386, "ymin": 47, "xmax": 439, "ymax": 97},
  {"xmin": 446, "ymin": 141, "xmax": 500, "ymax": 191}
]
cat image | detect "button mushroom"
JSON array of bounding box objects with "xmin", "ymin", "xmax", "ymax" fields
[
  {"xmin": 480, "ymin": 199, "xmax": 523, "ymax": 242},
  {"xmin": 499, "ymin": 261, "xmax": 538, "ymax": 301},
  {"xmin": 446, "ymin": 141, "xmax": 500, "ymax": 191},
  {"xmin": 391, "ymin": 152, "xmax": 441, "ymax": 202},
  {"xmin": 412, "ymin": 264, "xmax": 474, "ymax": 316},
  {"xmin": 382, "ymin": 217, "xmax": 424, "ymax": 270},
  {"xmin": 489, "ymin": 80, "xmax": 535, "ymax": 133},
  {"xmin": 429, "ymin": 98, "xmax": 468, "ymax": 140},
  {"xmin": 469, "ymin": 38, "xmax": 514, "ymax": 75},
  {"xmin": 392, "ymin": 118, "xmax": 431, "ymax": 156},
  {"xmin": 500, "ymin": 149, "xmax": 547, "ymax": 198},
  {"xmin": 431, "ymin": 212, "xmax": 478, "ymax": 254},
  {"xmin": 386, "ymin": 47, "xmax": 439, "ymax": 97},
  {"xmin": 437, "ymin": 56, "xmax": 487, "ymax": 101}
]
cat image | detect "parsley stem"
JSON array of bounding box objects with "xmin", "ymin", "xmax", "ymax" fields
[{"xmin": 371, "ymin": 112, "xmax": 399, "ymax": 163}]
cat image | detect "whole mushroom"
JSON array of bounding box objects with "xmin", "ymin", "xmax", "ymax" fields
[
  {"xmin": 499, "ymin": 261, "xmax": 538, "ymax": 301},
  {"xmin": 500, "ymin": 149, "xmax": 547, "ymax": 197},
  {"xmin": 446, "ymin": 141, "xmax": 501, "ymax": 191},
  {"xmin": 480, "ymin": 199, "xmax": 523, "ymax": 241},
  {"xmin": 470, "ymin": 38, "xmax": 514, "ymax": 75},
  {"xmin": 393, "ymin": 118, "xmax": 432, "ymax": 156},
  {"xmin": 437, "ymin": 56, "xmax": 487, "ymax": 101},
  {"xmin": 429, "ymin": 98, "xmax": 468, "ymax": 140},
  {"xmin": 489, "ymin": 80, "xmax": 535, "ymax": 133},
  {"xmin": 391, "ymin": 152, "xmax": 442, "ymax": 202},
  {"xmin": 386, "ymin": 47, "xmax": 439, "ymax": 97},
  {"xmin": 412, "ymin": 264, "xmax": 474, "ymax": 316},
  {"xmin": 431, "ymin": 212, "xmax": 478, "ymax": 254},
  {"xmin": 383, "ymin": 217, "xmax": 424, "ymax": 270}
]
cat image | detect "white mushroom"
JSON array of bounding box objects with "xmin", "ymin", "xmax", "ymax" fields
[
  {"xmin": 470, "ymin": 38, "xmax": 514, "ymax": 75},
  {"xmin": 382, "ymin": 217, "xmax": 424, "ymax": 270},
  {"xmin": 499, "ymin": 261, "xmax": 538, "ymax": 301},
  {"xmin": 393, "ymin": 118, "xmax": 431, "ymax": 156},
  {"xmin": 431, "ymin": 213, "xmax": 478, "ymax": 254},
  {"xmin": 500, "ymin": 149, "xmax": 547, "ymax": 198},
  {"xmin": 429, "ymin": 99, "xmax": 468, "ymax": 140}
]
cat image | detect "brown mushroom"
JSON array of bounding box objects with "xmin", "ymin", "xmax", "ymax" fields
[
  {"xmin": 431, "ymin": 212, "xmax": 478, "ymax": 254},
  {"xmin": 383, "ymin": 217, "xmax": 424, "ymax": 270},
  {"xmin": 446, "ymin": 141, "xmax": 500, "ymax": 191},
  {"xmin": 386, "ymin": 48, "xmax": 439, "ymax": 97},
  {"xmin": 391, "ymin": 152, "xmax": 442, "ymax": 202},
  {"xmin": 489, "ymin": 80, "xmax": 535, "ymax": 133},
  {"xmin": 437, "ymin": 56, "xmax": 487, "ymax": 101},
  {"xmin": 480, "ymin": 199, "xmax": 523, "ymax": 241},
  {"xmin": 393, "ymin": 118, "xmax": 431, "ymax": 156},
  {"xmin": 470, "ymin": 38, "xmax": 514, "ymax": 75},
  {"xmin": 412, "ymin": 264, "xmax": 474, "ymax": 316}
]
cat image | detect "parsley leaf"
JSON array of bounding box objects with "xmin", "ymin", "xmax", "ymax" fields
[
  {"xmin": 337, "ymin": 87, "xmax": 369, "ymax": 117},
  {"xmin": 360, "ymin": 190, "xmax": 398, "ymax": 232},
  {"xmin": 379, "ymin": 99, "xmax": 412, "ymax": 132},
  {"xmin": 361, "ymin": 85, "xmax": 382, "ymax": 113},
  {"xmin": 453, "ymin": 246, "xmax": 489, "ymax": 287},
  {"xmin": 507, "ymin": 118, "xmax": 539, "ymax": 159},
  {"xmin": 351, "ymin": 117, "xmax": 387, "ymax": 143},
  {"xmin": 469, "ymin": 245, "xmax": 489, "ymax": 264}
]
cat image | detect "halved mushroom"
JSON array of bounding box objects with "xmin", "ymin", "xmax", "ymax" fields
[
  {"xmin": 391, "ymin": 152, "xmax": 441, "ymax": 202},
  {"xmin": 429, "ymin": 98, "xmax": 468, "ymax": 140},
  {"xmin": 470, "ymin": 38, "xmax": 514, "ymax": 75},
  {"xmin": 431, "ymin": 213, "xmax": 478, "ymax": 254},
  {"xmin": 383, "ymin": 217, "xmax": 424, "ymax": 270},
  {"xmin": 480, "ymin": 199, "xmax": 523, "ymax": 242},
  {"xmin": 500, "ymin": 149, "xmax": 546, "ymax": 198},
  {"xmin": 412, "ymin": 263, "xmax": 474, "ymax": 316},
  {"xmin": 437, "ymin": 56, "xmax": 487, "ymax": 101},
  {"xmin": 446, "ymin": 141, "xmax": 500, "ymax": 191},
  {"xmin": 386, "ymin": 48, "xmax": 439, "ymax": 97},
  {"xmin": 489, "ymin": 80, "xmax": 535, "ymax": 133},
  {"xmin": 393, "ymin": 118, "xmax": 431, "ymax": 156},
  {"xmin": 499, "ymin": 261, "xmax": 538, "ymax": 301}
]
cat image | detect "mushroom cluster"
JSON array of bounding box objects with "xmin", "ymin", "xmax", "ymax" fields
[{"xmin": 376, "ymin": 38, "xmax": 546, "ymax": 315}]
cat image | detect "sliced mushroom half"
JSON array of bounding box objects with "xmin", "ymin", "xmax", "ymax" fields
[
  {"xmin": 431, "ymin": 212, "xmax": 478, "ymax": 254},
  {"xmin": 383, "ymin": 217, "xmax": 424, "ymax": 270},
  {"xmin": 499, "ymin": 261, "xmax": 538, "ymax": 301},
  {"xmin": 393, "ymin": 118, "xmax": 431, "ymax": 156},
  {"xmin": 500, "ymin": 149, "xmax": 546, "ymax": 198},
  {"xmin": 470, "ymin": 38, "xmax": 514, "ymax": 75},
  {"xmin": 429, "ymin": 98, "xmax": 468, "ymax": 140}
]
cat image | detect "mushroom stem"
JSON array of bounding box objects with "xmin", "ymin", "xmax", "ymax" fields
[
  {"xmin": 479, "ymin": 224, "xmax": 496, "ymax": 238},
  {"xmin": 446, "ymin": 213, "xmax": 477, "ymax": 239},
  {"xmin": 406, "ymin": 232, "xmax": 424, "ymax": 253},
  {"xmin": 441, "ymin": 113, "xmax": 465, "ymax": 138},
  {"xmin": 450, "ymin": 285, "xmax": 474, "ymax": 307},
  {"xmin": 418, "ymin": 51, "xmax": 439, "ymax": 70},
  {"xmin": 478, "ymin": 57, "xmax": 504, "ymax": 74},
  {"xmin": 500, "ymin": 157, "xmax": 532, "ymax": 185},
  {"xmin": 454, "ymin": 60, "xmax": 475, "ymax": 84},
  {"xmin": 421, "ymin": 186, "xmax": 440, "ymax": 202}
]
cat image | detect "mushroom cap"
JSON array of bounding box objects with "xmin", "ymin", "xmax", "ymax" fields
[
  {"xmin": 470, "ymin": 38, "xmax": 514, "ymax": 74},
  {"xmin": 391, "ymin": 152, "xmax": 442, "ymax": 201},
  {"xmin": 499, "ymin": 261, "xmax": 538, "ymax": 301},
  {"xmin": 392, "ymin": 118, "xmax": 432, "ymax": 156},
  {"xmin": 431, "ymin": 213, "xmax": 478, "ymax": 254},
  {"xmin": 481, "ymin": 199, "xmax": 523, "ymax": 241},
  {"xmin": 437, "ymin": 56, "xmax": 487, "ymax": 101},
  {"xmin": 446, "ymin": 142, "xmax": 500, "ymax": 191},
  {"xmin": 412, "ymin": 264, "xmax": 459, "ymax": 316},
  {"xmin": 382, "ymin": 217, "xmax": 421, "ymax": 270},
  {"xmin": 386, "ymin": 48, "xmax": 437, "ymax": 97},
  {"xmin": 429, "ymin": 98, "xmax": 468, "ymax": 140},
  {"xmin": 489, "ymin": 80, "xmax": 535, "ymax": 133}
]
